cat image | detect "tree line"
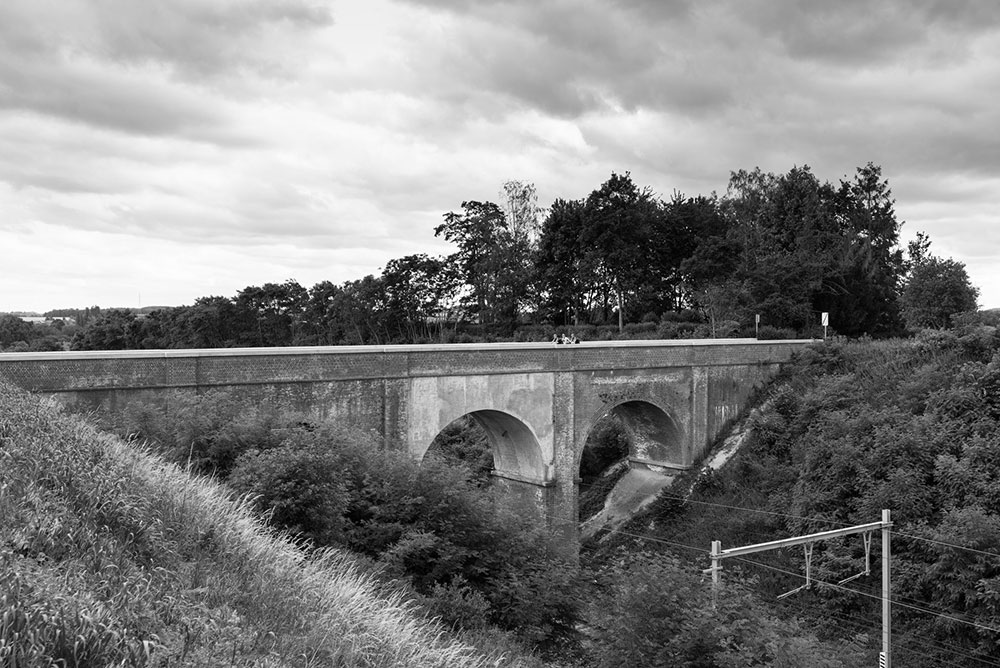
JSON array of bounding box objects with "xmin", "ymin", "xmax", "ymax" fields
[{"xmin": 30, "ymin": 163, "xmax": 979, "ymax": 352}]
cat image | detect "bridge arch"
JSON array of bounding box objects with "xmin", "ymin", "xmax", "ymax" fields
[
  {"xmin": 584, "ymin": 400, "xmax": 685, "ymax": 470},
  {"xmin": 414, "ymin": 409, "xmax": 550, "ymax": 484}
]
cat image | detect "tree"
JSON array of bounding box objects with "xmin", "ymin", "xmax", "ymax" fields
[
  {"xmin": 902, "ymin": 254, "xmax": 979, "ymax": 329},
  {"xmin": 580, "ymin": 172, "xmax": 663, "ymax": 330},
  {"xmin": 535, "ymin": 198, "xmax": 587, "ymax": 325},
  {"xmin": 435, "ymin": 195, "xmax": 534, "ymax": 330},
  {"xmin": 828, "ymin": 162, "xmax": 907, "ymax": 336},
  {"xmin": 70, "ymin": 309, "xmax": 138, "ymax": 350},
  {"xmin": 0, "ymin": 315, "xmax": 34, "ymax": 348},
  {"xmin": 380, "ymin": 254, "xmax": 460, "ymax": 341},
  {"xmin": 234, "ymin": 280, "xmax": 308, "ymax": 346},
  {"xmin": 721, "ymin": 165, "xmax": 845, "ymax": 331}
]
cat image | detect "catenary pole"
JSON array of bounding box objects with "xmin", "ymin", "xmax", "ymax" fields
[
  {"xmin": 708, "ymin": 510, "xmax": 892, "ymax": 666},
  {"xmin": 882, "ymin": 508, "xmax": 892, "ymax": 668}
]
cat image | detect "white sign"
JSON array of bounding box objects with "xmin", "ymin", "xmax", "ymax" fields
[{"xmin": 821, "ymin": 312, "xmax": 829, "ymax": 327}]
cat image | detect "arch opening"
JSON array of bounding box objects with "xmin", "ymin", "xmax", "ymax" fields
[
  {"xmin": 610, "ymin": 400, "xmax": 684, "ymax": 468},
  {"xmin": 423, "ymin": 414, "xmax": 494, "ymax": 484},
  {"xmin": 578, "ymin": 401, "xmax": 683, "ymax": 523},
  {"xmin": 423, "ymin": 409, "xmax": 548, "ymax": 485}
]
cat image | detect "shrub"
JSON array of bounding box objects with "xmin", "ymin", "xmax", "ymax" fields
[
  {"xmin": 228, "ymin": 424, "xmax": 583, "ymax": 643},
  {"xmin": 108, "ymin": 391, "xmax": 304, "ymax": 478},
  {"xmin": 589, "ymin": 551, "xmax": 869, "ymax": 668},
  {"xmin": 756, "ymin": 325, "xmax": 798, "ymax": 340},
  {"xmin": 227, "ymin": 435, "xmax": 352, "ymax": 545}
]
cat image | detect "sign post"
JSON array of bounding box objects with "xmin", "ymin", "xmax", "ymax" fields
[{"xmin": 821, "ymin": 311, "xmax": 829, "ymax": 339}]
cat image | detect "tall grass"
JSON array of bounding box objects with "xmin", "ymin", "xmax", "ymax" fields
[{"xmin": 0, "ymin": 381, "xmax": 516, "ymax": 667}]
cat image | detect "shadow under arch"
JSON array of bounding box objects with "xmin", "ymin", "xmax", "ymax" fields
[
  {"xmin": 422, "ymin": 409, "xmax": 549, "ymax": 485},
  {"xmin": 592, "ymin": 400, "xmax": 684, "ymax": 469}
]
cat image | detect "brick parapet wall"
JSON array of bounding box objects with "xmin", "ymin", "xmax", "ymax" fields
[{"xmin": 0, "ymin": 339, "xmax": 813, "ymax": 393}]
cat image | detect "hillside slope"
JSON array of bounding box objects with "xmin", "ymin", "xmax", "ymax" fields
[
  {"xmin": 0, "ymin": 381, "xmax": 510, "ymax": 667},
  {"xmin": 606, "ymin": 325, "xmax": 1000, "ymax": 667}
]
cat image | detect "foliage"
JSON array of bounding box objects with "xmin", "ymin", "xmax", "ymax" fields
[
  {"xmin": 435, "ymin": 197, "xmax": 535, "ymax": 330},
  {"xmin": 0, "ymin": 314, "xmax": 35, "ymax": 348},
  {"xmin": 107, "ymin": 390, "xmax": 297, "ymax": 478},
  {"xmin": 226, "ymin": 426, "xmax": 583, "ymax": 643},
  {"xmin": 425, "ymin": 415, "xmax": 495, "ymax": 484},
  {"xmin": 589, "ymin": 551, "xmax": 870, "ymax": 667},
  {"xmin": 70, "ymin": 308, "xmax": 138, "ymax": 350},
  {"xmin": 64, "ymin": 164, "xmax": 937, "ymax": 350},
  {"xmin": 624, "ymin": 331, "xmax": 1000, "ymax": 666},
  {"xmin": 902, "ymin": 251, "xmax": 979, "ymax": 329},
  {"xmin": 0, "ymin": 380, "xmax": 511, "ymax": 667}
]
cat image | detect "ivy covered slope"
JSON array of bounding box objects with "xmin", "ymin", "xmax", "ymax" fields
[
  {"xmin": 0, "ymin": 382, "xmax": 507, "ymax": 668},
  {"xmin": 648, "ymin": 315, "xmax": 1000, "ymax": 667}
]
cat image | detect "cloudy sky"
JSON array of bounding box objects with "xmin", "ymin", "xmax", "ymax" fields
[{"xmin": 3, "ymin": 0, "xmax": 1000, "ymax": 313}]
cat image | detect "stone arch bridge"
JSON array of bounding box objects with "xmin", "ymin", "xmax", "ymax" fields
[{"xmin": 0, "ymin": 339, "xmax": 810, "ymax": 537}]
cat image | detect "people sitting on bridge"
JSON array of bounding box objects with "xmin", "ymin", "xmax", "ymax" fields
[{"xmin": 552, "ymin": 333, "xmax": 581, "ymax": 344}]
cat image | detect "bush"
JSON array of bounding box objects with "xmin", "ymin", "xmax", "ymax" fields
[
  {"xmin": 228, "ymin": 424, "xmax": 582, "ymax": 643},
  {"xmin": 589, "ymin": 551, "xmax": 869, "ymax": 668},
  {"xmin": 756, "ymin": 325, "xmax": 798, "ymax": 340},
  {"xmin": 108, "ymin": 391, "xmax": 303, "ymax": 478},
  {"xmin": 227, "ymin": 434, "xmax": 352, "ymax": 545}
]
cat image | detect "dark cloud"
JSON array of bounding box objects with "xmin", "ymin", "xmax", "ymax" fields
[
  {"xmin": 88, "ymin": 0, "xmax": 334, "ymax": 78},
  {"xmin": 0, "ymin": 0, "xmax": 332, "ymax": 141},
  {"xmin": 0, "ymin": 0, "xmax": 334, "ymax": 79},
  {"xmin": 734, "ymin": 0, "xmax": 1000, "ymax": 67},
  {"xmin": 0, "ymin": 58, "xmax": 227, "ymax": 139}
]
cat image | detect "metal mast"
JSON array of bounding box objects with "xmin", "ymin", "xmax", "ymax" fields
[{"xmin": 707, "ymin": 510, "xmax": 892, "ymax": 667}]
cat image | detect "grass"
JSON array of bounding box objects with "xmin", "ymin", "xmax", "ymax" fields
[{"xmin": 0, "ymin": 381, "xmax": 524, "ymax": 667}]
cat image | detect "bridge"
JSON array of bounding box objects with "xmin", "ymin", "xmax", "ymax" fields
[{"xmin": 0, "ymin": 338, "xmax": 811, "ymax": 538}]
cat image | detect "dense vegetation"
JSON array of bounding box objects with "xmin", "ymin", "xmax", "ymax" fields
[
  {"xmin": 0, "ymin": 382, "xmax": 515, "ymax": 667},
  {"xmin": 5, "ymin": 378, "xmax": 885, "ymax": 667},
  {"xmin": 600, "ymin": 314, "xmax": 1000, "ymax": 666},
  {"xmin": 105, "ymin": 395, "xmax": 581, "ymax": 652},
  {"xmin": 3, "ymin": 162, "xmax": 976, "ymax": 352}
]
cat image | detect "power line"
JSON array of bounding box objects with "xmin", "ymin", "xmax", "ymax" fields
[
  {"xmin": 730, "ymin": 554, "xmax": 1000, "ymax": 638},
  {"xmin": 551, "ymin": 506, "xmax": 1000, "ymax": 666},
  {"xmin": 892, "ymin": 529, "xmax": 1000, "ymax": 562},
  {"xmin": 652, "ymin": 491, "xmax": 858, "ymax": 528}
]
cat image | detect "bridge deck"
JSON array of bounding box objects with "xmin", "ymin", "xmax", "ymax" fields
[{"xmin": 0, "ymin": 338, "xmax": 814, "ymax": 362}]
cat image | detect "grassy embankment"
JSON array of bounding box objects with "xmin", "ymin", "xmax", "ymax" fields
[
  {"xmin": 0, "ymin": 381, "xmax": 520, "ymax": 667},
  {"xmin": 597, "ymin": 327, "xmax": 1000, "ymax": 666}
]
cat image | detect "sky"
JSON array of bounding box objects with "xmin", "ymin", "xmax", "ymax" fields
[{"xmin": 3, "ymin": 0, "xmax": 1000, "ymax": 313}]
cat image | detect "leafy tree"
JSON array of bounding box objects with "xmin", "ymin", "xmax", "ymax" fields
[
  {"xmin": 827, "ymin": 162, "xmax": 907, "ymax": 336},
  {"xmin": 298, "ymin": 280, "xmax": 344, "ymax": 345},
  {"xmin": 579, "ymin": 172, "xmax": 664, "ymax": 330},
  {"xmin": 0, "ymin": 315, "xmax": 34, "ymax": 348},
  {"xmin": 902, "ymin": 253, "xmax": 979, "ymax": 329},
  {"xmin": 330, "ymin": 275, "xmax": 388, "ymax": 344},
  {"xmin": 70, "ymin": 309, "xmax": 138, "ymax": 350},
  {"xmin": 234, "ymin": 280, "xmax": 308, "ymax": 346},
  {"xmin": 436, "ymin": 196, "xmax": 534, "ymax": 330},
  {"xmin": 180, "ymin": 296, "xmax": 241, "ymax": 347},
  {"xmin": 380, "ymin": 254, "xmax": 460, "ymax": 341},
  {"xmin": 535, "ymin": 198, "xmax": 587, "ymax": 325}
]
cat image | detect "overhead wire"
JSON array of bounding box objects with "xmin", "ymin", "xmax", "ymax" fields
[
  {"xmin": 570, "ymin": 471, "xmax": 1000, "ymax": 665},
  {"xmin": 563, "ymin": 501, "xmax": 1000, "ymax": 666}
]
